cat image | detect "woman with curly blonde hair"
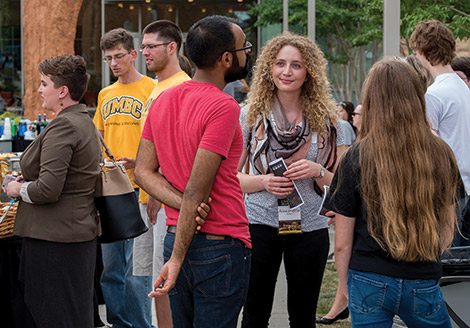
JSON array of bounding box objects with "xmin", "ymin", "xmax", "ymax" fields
[{"xmin": 238, "ymin": 32, "xmax": 347, "ymax": 328}]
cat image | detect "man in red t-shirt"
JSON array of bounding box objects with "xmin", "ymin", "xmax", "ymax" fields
[{"xmin": 134, "ymin": 15, "xmax": 252, "ymax": 327}]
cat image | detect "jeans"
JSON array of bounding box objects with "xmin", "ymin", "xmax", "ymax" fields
[
  {"xmin": 101, "ymin": 239, "xmax": 154, "ymax": 328},
  {"xmin": 347, "ymin": 269, "xmax": 452, "ymax": 328},
  {"xmin": 241, "ymin": 225, "xmax": 329, "ymax": 328},
  {"xmin": 163, "ymin": 231, "xmax": 251, "ymax": 328}
]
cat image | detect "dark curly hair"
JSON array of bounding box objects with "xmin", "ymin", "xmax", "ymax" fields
[{"xmin": 410, "ymin": 20, "xmax": 455, "ymax": 66}]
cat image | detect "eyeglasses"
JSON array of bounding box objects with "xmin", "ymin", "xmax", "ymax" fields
[
  {"xmin": 227, "ymin": 41, "xmax": 253, "ymax": 54},
  {"xmin": 352, "ymin": 112, "xmax": 361, "ymax": 117},
  {"xmin": 103, "ymin": 51, "xmax": 131, "ymax": 63},
  {"xmin": 139, "ymin": 42, "xmax": 171, "ymax": 52}
]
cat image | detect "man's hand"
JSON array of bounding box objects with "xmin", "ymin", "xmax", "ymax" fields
[
  {"xmin": 148, "ymin": 259, "xmax": 182, "ymax": 297},
  {"xmin": 147, "ymin": 196, "xmax": 161, "ymax": 225},
  {"xmin": 118, "ymin": 156, "xmax": 136, "ymax": 170},
  {"xmin": 195, "ymin": 198, "xmax": 211, "ymax": 230}
]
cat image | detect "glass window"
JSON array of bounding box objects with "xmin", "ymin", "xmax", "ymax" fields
[
  {"xmin": 0, "ymin": 0, "xmax": 21, "ymax": 110},
  {"xmin": 76, "ymin": 0, "xmax": 258, "ymax": 106}
]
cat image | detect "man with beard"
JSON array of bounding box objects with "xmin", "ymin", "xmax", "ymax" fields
[
  {"xmin": 134, "ymin": 15, "xmax": 252, "ymax": 327},
  {"xmin": 133, "ymin": 20, "xmax": 191, "ymax": 328}
]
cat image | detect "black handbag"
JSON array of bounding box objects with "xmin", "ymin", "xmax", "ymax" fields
[{"xmin": 94, "ymin": 132, "xmax": 148, "ymax": 243}]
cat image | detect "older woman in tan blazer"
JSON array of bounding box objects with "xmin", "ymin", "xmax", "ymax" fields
[{"xmin": 6, "ymin": 55, "xmax": 100, "ymax": 328}]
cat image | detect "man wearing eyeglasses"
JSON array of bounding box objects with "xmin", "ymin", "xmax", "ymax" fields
[
  {"xmin": 411, "ymin": 21, "xmax": 470, "ymax": 246},
  {"xmin": 135, "ymin": 15, "xmax": 252, "ymax": 327},
  {"xmin": 94, "ymin": 28, "xmax": 156, "ymax": 328},
  {"xmin": 132, "ymin": 20, "xmax": 192, "ymax": 328}
]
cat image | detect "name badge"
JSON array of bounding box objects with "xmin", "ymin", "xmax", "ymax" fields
[{"xmin": 278, "ymin": 199, "xmax": 302, "ymax": 234}]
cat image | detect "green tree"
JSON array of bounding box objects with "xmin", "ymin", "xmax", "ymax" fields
[{"xmin": 249, "ymin": 0, "xmax": 470, "ymax": 102}]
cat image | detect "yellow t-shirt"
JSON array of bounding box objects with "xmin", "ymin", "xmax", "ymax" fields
[
  {"xmin": 139, "ymin": 71, "xmax": 191, "ymax": 203},
  {"xmin": 94, "ymin": 76, "xmax": 157, "ymax": 188}
]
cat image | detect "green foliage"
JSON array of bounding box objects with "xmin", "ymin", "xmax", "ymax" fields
[
  {"xmin": 249, "ymin": 0, "xmax": 470, "ymax": 100},
  {"xmin": 250, "ymin": 0, "xmax": 470, "ymax": 56}
]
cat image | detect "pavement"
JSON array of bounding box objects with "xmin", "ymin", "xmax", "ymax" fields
[
  {"xmin": 98, "ymin": 226, "xmax": 412, "ymax": 327},
  {"xmin": 98, "ymin": 228, "xmax": 336, "ymax": 327}
]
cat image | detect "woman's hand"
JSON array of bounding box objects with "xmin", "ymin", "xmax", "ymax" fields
[
  {"xmin": 262, "ymin": 173, "xmax": 293, "ymax": 196},
  {"xmin": 285, "ymin": 159, "xmax": 322, "ymax": 180},
  {"xmin": 195, "ymin": 197, "xmax": 211, "ymax": 230},
  {"xmin": 6, "ymin": 181, "xmax": 22, "ymax": 199}
]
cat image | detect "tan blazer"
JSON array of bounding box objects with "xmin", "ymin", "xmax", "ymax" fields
[{"xmin": 14, "ymin": 104, "xmax": 101, "ymax": 242}]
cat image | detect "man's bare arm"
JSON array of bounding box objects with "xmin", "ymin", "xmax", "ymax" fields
[
  {"xmin": 134, "ymin": 138, "xmax": 183, "ymax": 210},
  {"xmin": 171, "ymin": 148, "xmax": 223, "ymax": 262},
  {"xmin": 150, "ymin": 147, "xmax": 223, "ymax": 296}
]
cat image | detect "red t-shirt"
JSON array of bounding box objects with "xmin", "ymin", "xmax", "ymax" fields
[{"xmin": 142, "ymin": 80, "xmax": 251, "ymax": 247}]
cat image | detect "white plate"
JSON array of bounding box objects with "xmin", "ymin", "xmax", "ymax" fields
[{"xmin": 104, "ymin": 161, "xmax": 125, "ymax": 168}]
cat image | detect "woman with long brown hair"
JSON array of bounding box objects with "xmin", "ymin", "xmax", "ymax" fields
[
  {"xmin": 238, "ymin": 32, "xmax": 346, "ymax": 327},
  {"xmin": 329, "ymin": 58, "xmax": 458, "ymax": 327}
]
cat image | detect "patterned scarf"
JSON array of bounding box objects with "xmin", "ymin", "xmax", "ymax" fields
[
  {"xmin": 249, "ymin": 96, "xmax": 337, "ymax": 195},
  {"xmin": 251, "ymin": 95, "xmax": 312, "ymax": 174}
]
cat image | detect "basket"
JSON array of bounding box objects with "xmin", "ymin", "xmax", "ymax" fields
[{"xmin": 0, "ymin": 202, "xmax": 18, "ymax": 239}]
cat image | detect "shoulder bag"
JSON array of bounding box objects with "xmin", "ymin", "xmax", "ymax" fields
[{"xmin": 94, "ymin": 132, "xmax": 148, "ymax": 243}]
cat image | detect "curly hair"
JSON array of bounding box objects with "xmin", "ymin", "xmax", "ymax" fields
[
  {"xmin": 410, "ymin": 20, "xmax": 455, "ymax": 66},
  {"xmin": 245, "ymin": 32, "xmax": 337, "ymax": 135}
]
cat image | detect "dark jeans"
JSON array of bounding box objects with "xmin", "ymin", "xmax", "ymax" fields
[
  {"xmin": 164, "ymin": 231, "xmax": 251, "ymax": 328},
  {"xmin": 241, "ymin": 225, "xmax": 329, "ymax": 328}
]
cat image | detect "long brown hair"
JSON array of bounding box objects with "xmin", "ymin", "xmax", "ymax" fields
[
  {"xmin": 245, "ymin": 32, "xmax": 337, "ymax": 135},
  {"xmin": 359, "ymin": 58, "xmax": 458, "ymax": 261}
]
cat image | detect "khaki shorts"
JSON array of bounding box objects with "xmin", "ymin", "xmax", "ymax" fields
[{"xmin": 132, "ymin": 204, "xmax": 167, "ymax": 281}]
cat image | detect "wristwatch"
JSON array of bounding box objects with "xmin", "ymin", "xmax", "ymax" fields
[{"xmin": 314, "ymin": 165, "xmax": 325, "ymax": 179}]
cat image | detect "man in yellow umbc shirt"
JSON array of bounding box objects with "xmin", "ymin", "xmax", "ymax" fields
[
  {"xmin": 133, "ymin": 20, "xmax": 191, "ymax": 328},
  {"xmin": 94, "ymin": 28, "xmax": 156, "ymax": 328}
]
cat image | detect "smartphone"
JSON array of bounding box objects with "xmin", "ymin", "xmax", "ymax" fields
[{"xmin": 269, "ymin": 158, "xmax": 304, "ymax": 209}]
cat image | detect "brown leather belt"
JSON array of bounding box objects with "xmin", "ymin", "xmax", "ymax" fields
[{"xmin": 167, "ymin": 225, "xmax": 225, "ymax": 240}]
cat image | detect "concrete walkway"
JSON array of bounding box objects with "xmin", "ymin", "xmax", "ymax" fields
[{"xmin": 99, "ymin": 228, "xmax": 336, "ymax": 327}]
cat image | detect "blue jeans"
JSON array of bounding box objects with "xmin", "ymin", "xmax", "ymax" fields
[
  {"xmin": 347, "ymin": 269, "xmax": 451, "ymax": 328},
  {"xmin": 164, "ymin": 232, "xmax": 251, "ymax": 328},
  {"xmin": 101, "ymin": 238, "xmax": 154, "ymax": 328}
]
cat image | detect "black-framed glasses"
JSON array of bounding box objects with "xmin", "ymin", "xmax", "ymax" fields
[
  {"xmin": 227, "ymin": 41, "xmax": 253, "ymax": 54},
  {"xmin": 352, "ymin": 112, "xmax": 361, "ymax": 117},
  {"xmin": 103, "ymin": 51, "xmax": 131, "ymax": 63},
  {"xmin": 139, "ymin": 42, "xmax": 171, "ymax": 52}
]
